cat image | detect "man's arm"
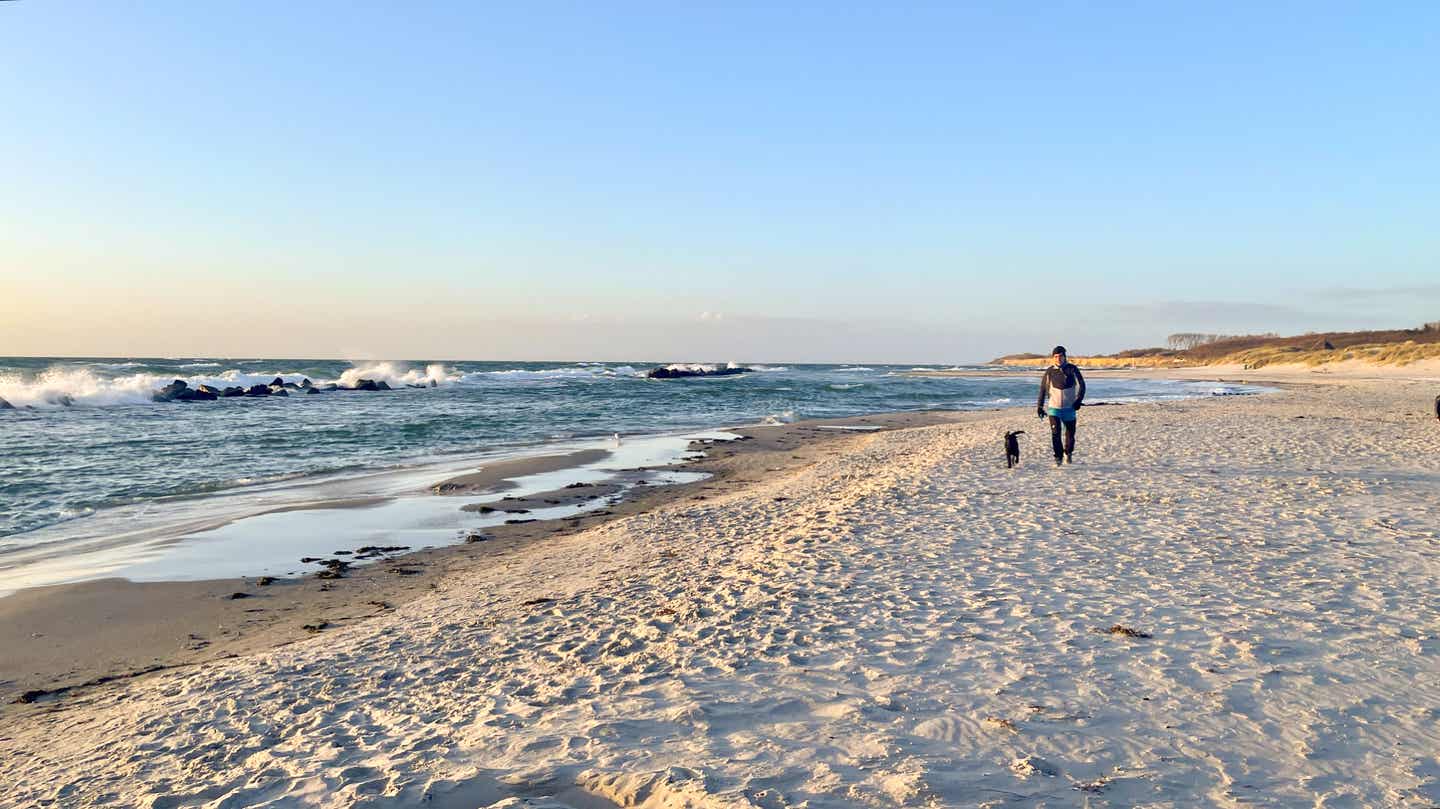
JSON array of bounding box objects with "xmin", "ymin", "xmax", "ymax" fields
[
  {"xmin": 1037, "ymin": 372, "xmax": 1049, "ymax": 417},
  {"xmin": 1074, "ymin": 366, "xmax": 1086, "ymax": 408}
]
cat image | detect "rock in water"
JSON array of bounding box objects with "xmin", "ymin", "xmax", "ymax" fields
[
  {"xmin": 222, "ymin": 386, "xmax": 245, "ymax": 397},
  {"xmin": 152, "ymin": 379, "xmax": 189, "ymax": 402},
  {"xmin": 646, "ymin": 365, "xmax": 753, "ymax": 379},
  {"xmin": 0, "ymin": 396, "xmax": 13, "ymax": 410},
  {"xmin": 154, "ymin": 380, "xmax": 216, "ymax": 402},
  {"xmin": 269, "ymin": 377, "xmax": 285, "ymax": 387},
  {"xmin": 246, "ymin": 384, "xmax": 271, "ymax": 396},
  {"xmin": 376, "ymin": 380, "xmax": 392, "ymax": 391}
]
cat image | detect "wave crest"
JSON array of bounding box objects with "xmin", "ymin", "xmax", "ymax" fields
[{"xmin": 337, "ymin": 362, "xmax": 452, "ymax": 388}]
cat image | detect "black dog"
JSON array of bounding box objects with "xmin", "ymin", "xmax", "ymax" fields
[{"xmin": 1005, "ymin": 430, "xmax": 1025, "ymax": 468}]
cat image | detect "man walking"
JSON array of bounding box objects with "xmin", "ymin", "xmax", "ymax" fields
[{"xmin": 1037, "ymin": 345, "xmax": 1085, "ymax": 465}]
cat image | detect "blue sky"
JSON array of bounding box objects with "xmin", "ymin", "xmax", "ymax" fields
[{"xmin": 2, "ymin": 1, "xmax": 1438, "ymax": 361}]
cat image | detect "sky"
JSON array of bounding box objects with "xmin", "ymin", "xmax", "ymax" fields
[{"xmin": 2, "ymin": 1, "xmax": 1438, "ymax": 362}]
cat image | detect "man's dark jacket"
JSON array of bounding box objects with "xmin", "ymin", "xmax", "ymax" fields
[{"xmin": 1037, "ymin": 362, "xmax": 1086, "ymax": 418}]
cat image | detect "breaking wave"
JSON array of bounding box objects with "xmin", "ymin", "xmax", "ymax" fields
[
  {"xmin": 336, "ymin": 362, "xmax": 452, "ymax": 388},
  {"xmin": 0, "ymin": 362, "xmax": 457, "ymax": 409},
  {"xmin": 762, "ymin": 409, "xmax": 798, "ymax": 425},
  {"xmin": 456, "ymin": 365, "xmax": 643, "ymax": 383}
]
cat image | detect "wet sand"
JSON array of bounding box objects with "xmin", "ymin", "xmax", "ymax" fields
[{"xmin": 0, "ymin": 410, "xmax": 969, "ymax": 713}]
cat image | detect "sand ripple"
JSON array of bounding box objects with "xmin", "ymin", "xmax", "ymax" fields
[{"xmin": 5, "ymin": 381, "xmax": 1440, "ymax": 807}]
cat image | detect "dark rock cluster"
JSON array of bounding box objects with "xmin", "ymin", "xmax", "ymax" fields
[
  {"xmin": 645, "ymin": 365, "xmax": 753, "ymax": 379},
  {"xmin": 151, "ymin": 375, "xmax": 405, "ymax": 403}
]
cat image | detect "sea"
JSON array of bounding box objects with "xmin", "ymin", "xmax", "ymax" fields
[{"xmin": 0, "ymin": 357, "xmax": 1266, "ymax": 593}]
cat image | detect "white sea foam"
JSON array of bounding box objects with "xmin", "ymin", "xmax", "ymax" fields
[
  {"xmin": 762, "ymin": 410, "xmax": 797, "ymax": 425},
  {"xmin": 0, "ymin": 367, "xmax": 328, "ymax": 408},
  {"xmin": 337, "ymin": 362, "xmax": 454, "ymax": 388},
  {"xmin": 659, "ymin": 362, "xmax": 778, "ymax": 374},
  {"xmin": 458, "ymin": 365, "xmax": 644, "ymax": 383},
  {"xmin": 0, "ymin": 367, "xmax": 161, "ymax": 408},
  {"xmin": 0, "ymin": 362, "xmax": 661, "ymax": 408}
]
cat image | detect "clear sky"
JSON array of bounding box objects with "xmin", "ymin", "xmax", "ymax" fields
[{"xmin": 2, "ymin": 1, "xmax": 1437, "ymax": 362}]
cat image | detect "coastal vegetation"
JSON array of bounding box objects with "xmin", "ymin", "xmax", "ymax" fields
[{"xmin": 993, "ymin": 323, "xmax": 1440, "ymax": 368}]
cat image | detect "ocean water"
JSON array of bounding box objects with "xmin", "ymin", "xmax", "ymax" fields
[{"xmin": 0, "ymin": 357, "xmax": 1265, "ymax": 589}]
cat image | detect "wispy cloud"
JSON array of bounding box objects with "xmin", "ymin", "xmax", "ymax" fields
[
  {"xmin": 1302, "ymin": 284, "xmax": 1440, "ymax": 302},
  {"xmin": 1098, "ymin": 300, "xmax": 1313, "ymax": 327}
]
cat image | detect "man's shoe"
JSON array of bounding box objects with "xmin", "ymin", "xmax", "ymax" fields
[
  {"xmin": 1064, "ymin": 452, "xmax": 1073, "ymax": 464},
  {"xmin": 1055, "ymin": 456, "xmax": 1063, "ymax": 467}
]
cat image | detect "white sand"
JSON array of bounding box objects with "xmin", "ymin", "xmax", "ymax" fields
[{"xmin": 5, "ymin": 379, "xmax": 1440, "ymax": 808}]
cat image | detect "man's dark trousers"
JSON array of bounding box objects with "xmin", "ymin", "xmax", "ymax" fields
[{"xmin": 1048, "ymin": 415, "xmax": 1076, "ymax": 460}]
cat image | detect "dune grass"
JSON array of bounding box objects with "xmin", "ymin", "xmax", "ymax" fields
[
  {"xmin": 994, "ymin": 325, "xmax": 1440, "ymax": 369},
  {"xmin": 1227, "ymin": 340, "xmax": 1440, "ymax": 368},
  {"xmin": 993, "ymin": 341, "xmax": 1440, "ymax": 369}
]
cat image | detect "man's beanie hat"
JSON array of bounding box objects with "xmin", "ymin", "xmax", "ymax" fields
[{"xmin": 1051, "ymin": 345, "xmax": 1067, "ymax": 355}]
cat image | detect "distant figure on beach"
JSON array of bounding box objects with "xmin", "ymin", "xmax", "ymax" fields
[
  {"xmin": 1434, "ymin": 392, "xmax": 1439, "ymax": 421},
  {"xmin": 1037, "ymin": 345, "xmax": 1086, "ymax": 465}
]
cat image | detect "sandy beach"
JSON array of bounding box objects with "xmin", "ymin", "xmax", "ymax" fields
[
  {"xmin": 4, "ymin": 373, "xmax": 1440, "ymax": 807},
  {"xmin": 0, "ymin": 411, "xmax": 967, "ymax": 718}
]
